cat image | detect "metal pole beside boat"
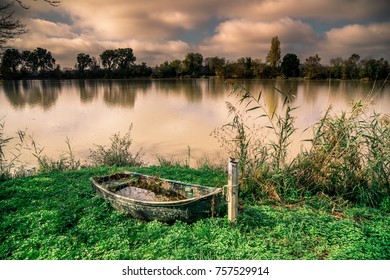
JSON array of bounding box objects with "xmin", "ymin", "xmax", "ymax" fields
[{"xmin": 227, "ymin": 157, "xmax": 239, "ymax": 223}]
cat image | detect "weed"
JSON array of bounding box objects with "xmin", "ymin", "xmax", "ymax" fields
[
  {"xmin": 0, "ymin": 117, "xmax": 31, "ymax": 180},
  {"xmin": 0, "ymin": 118, "xmax": 15, "ymax": 180},
  {"xmin": 30, "ymin": 137, "xmax": 81, "ymax": 172},
  {"xmin": 89, "ymin": 124, "xmax": 143, "ymax": 167},
  {"xmin": 155, "ymin": 154, "xmax": 183, "ymax": 168}
]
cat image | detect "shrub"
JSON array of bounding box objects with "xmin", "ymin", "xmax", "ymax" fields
[{"xmin": 89, "ymin": 124, "xmax": 143, "ymax": 167}]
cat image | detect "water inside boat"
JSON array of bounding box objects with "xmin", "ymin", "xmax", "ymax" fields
[
  {"xmin": 115, "ymin": 186, "xmax": 186, "ymax": 202},
  {"xmin": 99, "ymin": 174, "xmax": 198, "ymax": 202}
]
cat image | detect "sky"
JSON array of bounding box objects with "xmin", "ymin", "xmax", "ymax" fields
[{"xmin": 7, "ymin": 0, "xmax": 390, "ymax": 68}]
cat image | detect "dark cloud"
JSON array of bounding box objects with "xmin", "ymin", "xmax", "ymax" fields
[{"xmin": 6, "ymin": 0, "xmax": 390, "ymax": 67}]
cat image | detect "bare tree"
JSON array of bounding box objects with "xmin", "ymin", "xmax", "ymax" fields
[
  {"xmin": 0, "ymin": 2, "xmax": 26, "ymax": 48},
  {"xmin": 0, "ymin": 0, "xmax": 61, "ymax": 48},
  {"xmin": 15, "ymin": 0, "xmax": 61, "ymax": 9}
]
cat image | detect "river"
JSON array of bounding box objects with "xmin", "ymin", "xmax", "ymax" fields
[{"xmin": 1, "ymin": 79, "xmax": 389, "ymax": 168}]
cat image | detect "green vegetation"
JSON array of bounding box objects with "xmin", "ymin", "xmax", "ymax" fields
[
  {"xmin": 1, "ymin": 37, "xmax": 389, "ymax": 80},
  {"xmin": 213, "ymin": 83, "xmax": 390, "ymax": 210},
  {"xmin": 1, "ymin": 166, "xmax": 389, "ymax": 260},
  {"xmin": 89, "ymin": 124, "xmax": 143, "ymax": 167},
  {"xmin": 1, "ymin": 83, "xmax": 389, "ymax": 259}
]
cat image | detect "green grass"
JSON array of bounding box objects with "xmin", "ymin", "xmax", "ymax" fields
[{"xmin": 1, "ymin": 166, "xmax": 389, "ymax": 260}]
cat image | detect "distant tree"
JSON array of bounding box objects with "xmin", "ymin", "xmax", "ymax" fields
[
  {"xmin": 90, "ymin": 56, "xmax": 99, "ymax": 69},
  {"xmin": 266, "ymin": 36, "xmax": 281, "ymax": 69},
  {"xmin": 375, "ymin": 58, "xmax": 390, "ymax": 80},
  {"xmin": 182, "ymin": 52, "xmax": 203, "ymax": 76},
  {"xmin": 303, "ymin": 54, "xmax": 323, "ymax": 79},
  {"xmin": 360, "ymin": 57, "xmax": 389, "ymax": 80},
  {"xmin": 343, "ymin": 54, "xmax": 360, "ymax": 79},
  {"xmin": 329, "ymin": 56, "xmax": 344, "ymax": 79},
  {"xmin": 251, "ymin": 59, "xmax": 267, "ymax": 78},
  {"xmin": 100, "ymin": 49, "xmax": 117, "ymax": 71},
  {"xmin": 170, "ymin": 59, "xmax": 183, "ymax": 76},
  {"xmin": 76, "ymin": 53, "xmax": 93, "ymax": 72},
  {"xmin": 204, "ymin": 56, "xmax": 226, "ymax": 77},
  {"xmin": 34, "ymin": 47, "xmax": 55, "ymax": 72},
  {"xmin": 154, "ymin": 61, "xmax": 175, "ymax": 78},
  {"xmin": 0, "ymin": 48, "xmax": 21, "ymax": 77},
  {"xmin": 115, "ymin": 48, "xmax": 136, "ymax": 70},
  {"xmin": 99, "ymin": 48, "xmax": 136, "ymax": 75},
  {"xmin": 20, "ymin": 50, "xmax": 34, "ymax": 73},
  {"xmin": 223, "ymin": 60, "xmax": 242, "ymax": 78},
  {"xmin": 237, "ymin": 57, "xmax": 254, "ymax": 78},
  {"xmin": 131, "ymin": 62, "xmax": 152, "ymax": 77},
  {"xmin": 281, "ymin": 53, "xmax": 300, "ymax": 77},
  {"xmin": 18, "ymin": 47, "xmax": 55, "ymax": 75}
]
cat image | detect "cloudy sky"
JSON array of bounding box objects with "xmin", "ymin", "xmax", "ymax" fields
[{"xmin": 8, "ymin": 0, "xmax": 390, "ymax": 68}]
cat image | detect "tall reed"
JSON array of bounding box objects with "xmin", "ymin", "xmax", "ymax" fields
[
  {"xmin": 0, "ymin": 118, "xmax": 30, "ymax": 180},
  {"xmin": 212, "ymin": 82, "xmax": 297, "ymax": 198},
  {"xmin": 30, "ymin": 136, "xmax": 81, "ymax": 172},
  {"xmin": 293, "ymin": 101, "xmax": 389, "ymax": 207},
  {"xmin": 214, "ymin": 82, "xmax": 390, "ymax": 209}
]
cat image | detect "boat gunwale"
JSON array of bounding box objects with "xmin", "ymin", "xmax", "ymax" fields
[{"xmin": 90, "ymin": 171, "xmax": 223, "ymax": 207}]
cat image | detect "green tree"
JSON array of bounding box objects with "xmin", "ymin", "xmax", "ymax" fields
[
  {"xmin": 204, "ymin": 56, "xmax": 226, "ymax": 77},
  {"xmin": 266, "ymin": 36, "xmax": 281, "ymax": 69},
  {"xmin": 360, "ymin": 57, "xmax": 390, "ymax": 80},
  {"xmin": 154, "ymin": 61, "xmax": 175, "ymax": 78},
  {"xmin": 170, "ymin": 59, "xmax": 183, "ymax": 77},
  {"xmin": 182, "ymin": 52, "xmax": 203, "ymax": 76},
  {"xmin": 375, "ymin": 58, "xmax": 389, "ymax": 80},
  {"xmin": 281, "ymin": 53, "xmax": 300, "ymax": 77},
  {"xmin": 131, "ymin": 62, "xmax": 152, "ymax": 77},
  {"xmin": 303, "ymin": 54, "xmax": 323, "ymax": 79},
  {"xmin": 224, "ymin": 60, "xmax": 245, "ymax": 78},
  {"xmin": 237, "ymin": 57, "xmax": 254, "ymax": 78},
  {"xmin": 329, "ymin": 57, "xmax": 344, "ymax": 79},
  {"xmin": 343, "ymin": 54, "xmax": 360, "ymax": 79}
]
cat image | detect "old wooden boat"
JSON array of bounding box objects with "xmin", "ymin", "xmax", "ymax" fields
[{"xmin": 90, "ymin": 171, "xmax": 223, "ymax": 223}]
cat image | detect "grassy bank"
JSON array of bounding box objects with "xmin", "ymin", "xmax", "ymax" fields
[{"xmin": 1, "ymin": 165, "xmax": 389, "ymax": 260}]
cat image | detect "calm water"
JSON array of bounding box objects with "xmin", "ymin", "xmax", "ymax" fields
[{"xmin": 1, "ymin": 79, "xmax": 389, "ymax": 167}]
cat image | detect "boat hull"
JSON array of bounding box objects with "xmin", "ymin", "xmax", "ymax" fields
[{"xmin": 90, "ymin": 172, "xmax": 223, "ymax": 223}]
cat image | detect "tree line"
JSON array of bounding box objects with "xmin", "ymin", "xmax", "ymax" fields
[{"xmin": 1, "ymin": 37, "xmax": 389, "ymax": 80}]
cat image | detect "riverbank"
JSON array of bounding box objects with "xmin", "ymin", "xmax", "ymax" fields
[{"xmin": 1, "ymin": 165, "xmax": 389, "ymax": 260}]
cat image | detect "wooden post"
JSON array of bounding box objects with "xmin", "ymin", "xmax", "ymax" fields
[{"xmin": 227, "ymin": 157, "xmax": 239, "ymax": 223}]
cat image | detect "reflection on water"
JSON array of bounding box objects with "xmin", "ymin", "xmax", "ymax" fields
[
  {"xmin": 1, "ymin": 79, "xmax": 389, "ymax": 167},
  {"xmin": 2, "ymin": 80, "xmax": 62, "ymax": 110}
]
